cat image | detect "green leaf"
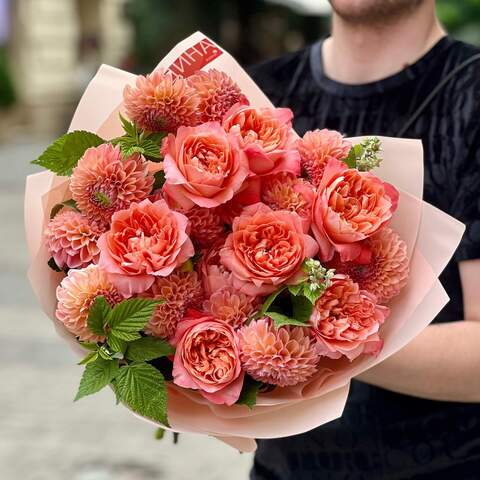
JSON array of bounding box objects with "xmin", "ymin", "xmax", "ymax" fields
[
  {"xmin": 47, "ymin": 257, "xmax": 62, "ymax": 272},
  {"xmin": 291, "ymin": 294, "xmax": 314, "ymax": 323},
  {"xmin": 79, "ymin": 342, "xmax": 99, "ymax": 351},
  {"xmin": 140, "ymin": 139, "xmax": 162, "ymax": 159},
  {"xmin": 119, "ymin": 113, "xmax": 137, "ymax": 138},
  {"xmin": 50, "ymin": 199, "xmax": 79, "ymax": 219},
  {"xmin": 302, "ymin": 286, "xmax": 322, "ymax": 305},
  {"xmin": 74, "ymin": 358, "xmax": 119, "ymax": 401},
  {"xmin": 155, "ymin": 427, "xmax": 166, "ymax": 440},
  {"xmin": 288, "ymin": 283, "xmax": 303, "ymax": 296},
  {"xmin": 260, "ymin": 287, "xmax": 286, "ymax": 316},
  {"xmin": 87, "ymin": 296, "xmax": 111, "ymax": 336},
  {"xmin": 107, "ymin": 298, "xmax": 161, "ymax": 341},
  {"xmin": 107, "ymin": 334, "xmax": 128, "ymax": 354},
  {"xmin": 32, "ymin": 131, "xmax": 104, "ymax": 176},
  {"xmin": 152, "ymin": 170, "xmax": 166, "ymax": 191},
  {"xmin": 78, "ymin": 351, "xmax": 99, "ymax": 365},
  {"xmin": 236, "ymin": 377, "xmax": 262, "ymax": 410},
  {"xmin": 344, "ymin": 144, "xmax": 364, "ymax": 169},
  {"xmin": 266, "ymin": 312, "xmax": 309, "ymax": 328},
  {"xmin": 113, "ymin": 362, "xmax": 169, "ymax": 426},
  {"xmin": 126, "ymin": 337, "xmax": 175, "ymax": 362}
]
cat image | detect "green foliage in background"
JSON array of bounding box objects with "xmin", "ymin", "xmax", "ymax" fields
[
  {"xmin": 0, "ymin": 47, "xmax": 15, "ymax": 108},
  {"xmin": 437, "ymin": 0, "xmax": 480, "ymax": 45}
]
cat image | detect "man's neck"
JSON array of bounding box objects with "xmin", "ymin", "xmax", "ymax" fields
[{"xmin": 322, "ymin": 4, "xmax": 445, "ymax": 85}]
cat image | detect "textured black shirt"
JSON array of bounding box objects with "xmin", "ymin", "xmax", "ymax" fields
[{"xmin": 248, "ymin": 36, "xmax": 480, "ymax": 480}]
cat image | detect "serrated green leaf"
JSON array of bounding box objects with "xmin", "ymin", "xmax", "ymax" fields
[
  {"xmin": 126, "ymin": 337, "xmax": 175, "ymax": 362},
  {"xmin": 125, "ymin": 145, "xmax": 145, "ymax": 156},
  {"xmin": 32, "ymin": 131, "xmax": 104, "ymax": 176},
  {"xmin": 79, "ymin": 342, "xmax": 99, "ymax": 351},
  {"xmin": 87, "ymin": 296, "xmax": 111, "ymax": 336},
  {"xmin": 260, "ymin": 287, "xmax": 286, "ymax": 316},
  {"xmin": 114, "ymin": 362, "xmax": 169, "ymax": 426},
  {"xmin": 47, "ymin": 257, "xmax": 62, "ymax": 272},
  {"xmin": 74, "ymin": 358, "xmax": 119, "ymax": 401},
  {"xmin": 119, "ymin": 113, "xmax": 137, "ymax": 138},
  {"xmin": 140, "ymin": 139, "xmax": 162, "ymax": 159},
  {"xmin": 107, "ymin": 298, "xmax": 161, "ymax": 340},
  {"xmin": 50, "ymin": 199, "xmax": 79, "ymax": 219},
  {"xmin": 236, "ymin": 377, "xmax": 262, "ymax": 410},
  {"xmin": 266, "ymin": 311, "xmax": 308, "ymax": 328},
  {"xmin": 78, "ymin": 351, "xmax": 99, "ymax": 365},
  {"xmin": 288, "ymin": 283, "xmax": 303, "ymax": 296},
  {"xmin": 302, "ymin": 285, "xmax": 322, "ymax": 305},
  {"xmin": 291, "ymin": 294, "xmax": 314, "ymax": 323},
  {"xmin": 107, "ymin": 334, "xmax": 128, "ymax": 354}
]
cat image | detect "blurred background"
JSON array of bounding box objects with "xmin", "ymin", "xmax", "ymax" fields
[{"xmin": 1, "ymin": 1, "xmax": 480, "ymax": 479}]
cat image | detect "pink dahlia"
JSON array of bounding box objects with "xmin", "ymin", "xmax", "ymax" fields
[
  {"xmin": 56, "ymin": 264, "xmax": 123, "ymax": 342},
  {"xmin": 203, "ymin": 287, "xmax": 259, "ymax": 330},
  {"xmin": 123, "ymin": 69, "xmax": 199, "ymax": 132},
  {"xmin": 327, "ymin": 227, "xmax": 409, "ymax": 303},
  {"xmin": 238, "ymin": 318, "xmax": 319, "ymax": 387},
  {"xmin": 143, "ymin": 270, "xmax": 203, "ymax": 339},
  {"xmin": 70, "ymin": 144, "xmax": 154, "ymax": 225},
  {"xmin": 297, "ymin": 129, "xmax": 351, "ymax": 186},
  {"xmin": 187, "ymin": 69, "xmax": 248, "ymax": 123},
  {"xmin": 185, "ymin": 206, "xmax": 226, "ymax": 248},
  {"xmin": 261, "ymin": 172, "xmax": 315, "ymax": 232},
  {"xmin": 45, "ymin": 209, "xmax": 104, "ymax": 269},
  {"xmin": 310, "ymin": 275, "xmax": 389, "ymax": 361}
]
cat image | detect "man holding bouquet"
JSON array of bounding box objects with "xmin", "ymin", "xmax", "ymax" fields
[{"xmin": 250, "ymin": 0, "xmax": 480, "ymax": 478}]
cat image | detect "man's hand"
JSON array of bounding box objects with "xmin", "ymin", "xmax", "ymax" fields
[{"xmin": 357, "ymin": 259, "xmax": 480, "ymax": 402}]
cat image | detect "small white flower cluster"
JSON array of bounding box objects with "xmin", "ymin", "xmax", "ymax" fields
[
  {"xmin": 304, "ymin": 258, "xmax": 335, "ymax": 293},
  {"xmin": 357, "ymin": 137, "xmax": 382, "ymax": 171}
]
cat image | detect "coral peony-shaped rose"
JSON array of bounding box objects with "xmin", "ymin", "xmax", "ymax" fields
[
  {"xmin": 203, "ymin": 287, "xmax": 259, "ymax": 330},
  {"xmin": 70, "ymin": 144, "xmax": 154, "ymax": 225},
  {"xmin": 97, "ymin": 199, "xmax": 194, "ymax": 296},
  {"xmin": 238, "ymin": 318, "xmax": 319, "ymax": 386},
  {"xmin": 261, "ymin": 172, "xmax": 315, "ymax": 233},
  {"xmin": 220, "ymin": 203, "xmax": 318, "ymax": 296},
  {"xmin": 222, "ymin": 103, "xmax": 300, "ymax": 177},
  {"xmin": 327, "ymin": 227, "xmax": 409, "ymax": 303},
  {"xmin": 198, "ymin": 238, "xmax": 234, "ymax": 295},
  {"xmin": 297, "ymin": 129, "xmax": 351, "ymax": 186},
  {"xmin": 172, "ymin": 312, "xmax": 244, "ymax": 405},
  {"xmin": 56, "ymin": 265, "xmax": 123, "ymax": 342},
  {"xmin": 185, "ymin": 206, "xmax": 226, "ymax": 248},
  {"xmin": 144, "ymin": 270, "xmax": 203, "ymax": 339},
  {"xmin": 45, "ymin": 210, "xmax": 104, "ymax": 269},
  {"xmin": 187, "ymin": 69, "xmax": 248, "ymax": 123},
  {"xmin": 162, "ymin": 121, "xmax": 249, "ymax": 209},
  {"xmin": 310, "ymin": 275, "xmax": 389, "ymax": 361},
  {"xmin": 311, "ymin": 159, "xmax": 399, "ymax": 262},
  {"xmin": 123, "ymin": 69, "xmax": 199, "ymax": 132}
]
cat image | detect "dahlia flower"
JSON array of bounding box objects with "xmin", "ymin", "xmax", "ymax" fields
[
  {"xmin": 297, "ymin": 129, "xmax": 351, "ymax": 186},
  {"xmin": 56, "ymin": 265, "xmax": 123, "ymax": 342},
  {"xmin": 185, "ymin": 206, "xmax": 226, "ymax": 248},
  {"xmin": 143, "ymin": 270, "xmax": 203, "ymax": 339},
  {"xmin": 45, "ymin": 210, "xmax": 104, "ymax": 269},
  {"xmin": 123, "ymin": 70, "xmax": 199, "ymax": 132},
  {"xmin": 238, "ymin": 318, "xmax": 319, "ymax": 387},
  {"xmin": 188, "ymin": 69, "xmax": 247, "ymax": 123},
  {"xmin": 327, "ymin": 227, "xmax": 409, "ymax": 303},
  {"xmin": 310, "ymin": 275, "xmax": 390, "ymax": 361},
  {"xmin": 70, "ymin": 144, "xmax": 154, "ymax": 225},
  {"xmin": 203, "ymin": 287, "xmax": 258, "ymax": 330}
]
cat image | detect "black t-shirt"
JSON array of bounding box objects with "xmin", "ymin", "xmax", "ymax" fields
[{"xmin": 248, "ymin": 36, "xmax": 480, "ymax": 480}]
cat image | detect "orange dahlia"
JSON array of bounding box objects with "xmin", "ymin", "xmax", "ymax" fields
[
  {"xmin": 327, "ymin": 227, "xmax": 409, "ymax": 303},
  {"xmin": 45, "ymin": 210, "xmax": 104, "ymax": 269},
  {"xmin": 185, "ymin": 206, "xmax": 226, "ymax": 248},
  {"xmin": 123, "ymin": 70, "xmax": 200, "ymax": 132},
  {"xmin": 203, "ymin": 287, "xmax": 259, "ymax": 330},
  {"xmin": 143, "ymin": 270, "xmax": 203, "ymax": 339},
  {"xmin": 297, "ymin": 129, "xmax": 351, "ymax": 186},
  {"xmin": 238, "ymin": 318, "xmax": 319, "ymax": 387},
  {"xmin": 188, "ymin": 69, "xmax": 247, "ymax": 123},
  {"xmin": 70, "ymin": 144, "xmax": 154, "ymax": 225},
  {"xmin": 56, "ymin": 265, "xmax": 123, "ymax": 342}
]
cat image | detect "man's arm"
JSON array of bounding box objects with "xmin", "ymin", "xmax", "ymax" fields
[{"xmin": 357, "ymin": 259, "xmax": 480, "ymax": 402}]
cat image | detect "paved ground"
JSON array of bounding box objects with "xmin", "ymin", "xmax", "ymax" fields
[{"xmin": 0, "ymin": 141, "xmax": 253, "ymax": 480}]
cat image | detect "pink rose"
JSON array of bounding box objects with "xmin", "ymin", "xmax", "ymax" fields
[
  {"xmin": 172, "ymin": 312, "xmax": 244, "ymax": 406},
  {"xmin": 311, "ymin": 159, "xmax": 399, "ymax": 262},
  {"xmin": 222, "ymin": 103, "xmax": 300, "ymax": 177},
  {"xmin": 162, "ymin": 121, "xmax": 249, "ymax": 209},
  {"xmin": 310, "ymin": 275, "xmax": 389, "ymax": 361},
  {"xmin": 198, "ymin": 238, "xmax": 234, "ymax": 296},
  {"xmin": 220, "ymin": 203, "xmax": 318, "ymax": 296},
  {"xmin": 98, "ymin": 199, "xmax": 194, "ymax": 295}
]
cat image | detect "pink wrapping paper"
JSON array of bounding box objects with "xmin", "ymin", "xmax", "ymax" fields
[{"xmin": 25, "ymin": 32, "xmax": 465, "ymax": 453}]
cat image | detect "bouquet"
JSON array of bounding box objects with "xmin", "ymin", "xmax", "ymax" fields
[{"xmin": 25, "ymin": 33, "xmax": 464, "ymax": 452}]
